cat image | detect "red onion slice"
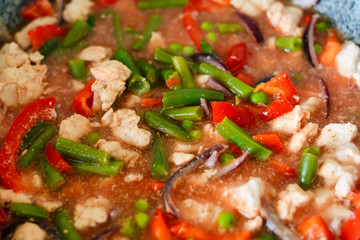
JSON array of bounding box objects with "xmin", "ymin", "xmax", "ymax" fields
[
  {"xmin": 303, "ymin": 14, "xmax": 320, "ymax": 67},
  {"xmin": 200, "ymin": 98, "xmax": 212, "ymax": 119},
  {"xmin": 235, "ymin": 12, "xmax": 264, "ymax": 43},
  {"xmin": 214, "ymin": 151, "xmax": 249, "ymax": 178},
  {"xmin": 190, "ymin": 53, "xmax": 229, "ymax": 72},
  {"xmin": 318, "ymin": 78, "xmax": 330, "ymax": 117},
  {"xmin": 207, "ymin": 77, "xmax": 233, "ymax": 97},
  {"xmin": 204, "ymin": 151, "xmax": 218, "ymax": 168}
]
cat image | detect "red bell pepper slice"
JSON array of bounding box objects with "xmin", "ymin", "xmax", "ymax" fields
[
  {"xmin": 21, "ymin": 0, "xmax": 53, "ymax": 20},
  {"xmin": 211, "ymin": 101, "xmax": 256, "ymax": 127},
  {"xmin": 45, "ymin": 144, "xmax": 72, "ymax": 173},
  {"xmin": 28, "ymin": 24, "xmax": 67, "ymax": 50},
  {"xmin": 349, "ymin": 192, "xmax": 360, "ymax": 209},
  {"xmin": 183, "ymin": 3, "xmax": 203, "ymax": 50},
  {"xmin": 150, "ymin": 209, "xmax": 173, "ymax": 240},
  {"xmin": 341, "ymin": 207, "xmax": 360, "ymax": 240},
  {"xmin": 73, "ymin": 80, "xmax": 95, "ymax": 117},
  {"xmin": 0, "ymin": 97, "xmax": 56, "ymax": 192},
  {"xmin": 301, "ymin": 216, "xmax": 333, "ymax": 240},
  {"xmin": 141, "ymin": 97, "xmax": 162, "ymax": 109},
  {"xmin": 166, "ymin": 76, "xmax": 181, "ymax": 89},
  {"xmin": 170, "ymin": 221, "xmax": 214, "ymax": 240},
  {"xmin": 225, "ymin": 43, "xmax": 248, "ymax": 74},
  {"xmin": 269, "ymin": 160, "xmax": 295, "ymax": 179},
  {"xmin": 260, "ymin": 95, "xmax": 293, "ymax": 122},
  {"xmin": 0, "ymin": 208, "xmax": 8, "ymax": 226},
  {"xmin": 236, "ymin": 72, "xmax": 255, "ymax": 86},
  {"xmin": 253, "ymin": 132, "xmax": 284, "ymax": 152},
  {"xmin": 254, "ymin": 72, "xmax": 300, "ymax": 105},
  {"xmin": 229, "ymin": 142, "xmax": 243, "ymax": 155},
  {"xmin": 96, "ymin": 0, "xmax": 118, "ymax": 6}
]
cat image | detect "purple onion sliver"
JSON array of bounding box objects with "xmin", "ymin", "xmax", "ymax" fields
[
  {"xmin": 235, "ymin": 12, "xmax": 264, "ymax": 43},
  {"xmin": 207, "ymin": 77, "xmax": 233, "ymax": 97},
  {"xmin": 302, "ymin": 14, "xmax": 320, "ymax": 67},
  {"xmin": 204, "ymin": 151, "xmax": 218, "ymax": 168},
  {"xmin": 318, "ymin": 78, "xmax": 330, "ymax": 117},
  {"xmin": 190, "ymin": 53, "xmax": 229, "ymax": 72},
  {"xmin": 200, "ymin": 98, "xmax": 212, "ymax": 119},
  {"xmin": 214, "ymin": 151, "xmax": 249, "ymax": 178}
]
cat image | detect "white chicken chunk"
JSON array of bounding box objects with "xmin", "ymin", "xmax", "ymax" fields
[
  {"xmin": 14, "ymin": 17, "xmax": 57, "ymax": 49},
  {"xmin": 313, "ymin": 188, "xmax": 334, "ymax": 207},
  {"xmin": 174, "ymin": 141, "xmax": 201, "ymax": 153},
  {"xmin": 332, "ymin": 143, "xmax": 360, "ymax": 165},
  {"xmin": 222, "ymin": 178, "xmax": 265, "ymax": 218},
  {"xmin": 269, "ymin": 106, "xmax": 309, "ymax": 135},
  {"xmin": 287, "ymin": 122, "xmax": 319, "ymax": 153},
  {"xmin": 300, "ymin": 97, "xmax": 323, "ymax": 114},
  {"xmin": 323, "ymin": 204, "xmax": 353, "ymax": 236},
  {"xmin": 0, "ymin": 42, "xmax": 46, "ymax": 108},
  {"xmin": 171, "ymin": 152, "xmax": 195, "ymax": 166},
  {"xmin": 74, "ymin": 196, "xmax": 109, "ymax": 230},
  {"xmin": 78, "ymin": 46, "xmax": 112, "ymax": 63},
  {"xmin": 335, "ymin": 41, "xmax": 360, "ymax": 87},
  {"xmin": 12, "ymin": 222, "xmax": 47, "ymax": 240},
  {"xmin": 243, "ymin": 216, "xmax": 263, "ymax": 232},
  {"xmin": 266, "ymin": 2, "xmax": 303, "ymax": 36},
  {"xmin": 123, "ymin": 94, "xmax": 142, "ymax": 108},
  {"xmin": 35, "ymin": 199, "xmax": 62, "ymax": 212},
  {"xmin": 101, "ymin": 108, "xmax": 152, "ymax": 148},
  {"xmin": 194, "ymin": 74, "xmax": 211, "ymax": 89},
  {"xmin": 90, "ymin": 60, "xmax": 131, "ymax": 112},
  {"xmin": 0, "ymin": 188, "xmax": 32, "ymax": 205},
  {"xmin": 276, "ymin": 184, "xmax": 313, "ymax": 221},
  {"xmin": 316, "ymin": 123, "xmax": 358, "ymax": 149},
  {"xmin": 230, "ymin": 0, "xmax": 274, "ymax": 17},
  {"xmin": 63, "ymin": 0, "xmax": 94, "ymax": 24},
  {"xmin": 59, "ymin": 113, "xmax": 92, "ymax": 142}
]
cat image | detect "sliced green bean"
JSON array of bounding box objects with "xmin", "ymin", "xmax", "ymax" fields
[
  {"xmin": 172, "ymin": 56, "xmax": 195, "ymax": 88},
  {"xmin": 299, "ymin": 153, "xmax": 318, "ymax": 190},
  {"xmin": 11, "ymin": 203, "xmax": 49, "ymax": 219},
  {"xmin": 55, "ymin": 209, "xmax": 82, "ymax": 240},
  {"xmin": 161, "ymin": 69, "xmax": 177, "ymax": 82},
  {"xmin": 70, "ymin": 160, "xmax": 124, "ymax": 176},
  {"xmin": 132, "ymin": 14, "xmax": 162, "ymax": 51},
  {"xmin": 40, "ymin": 156, "xmax": 65, "ymax": 192},
  {"xmin": 275, "ymin": 37, "xmax": 302, "ymax": 52},
  {"xmin": 136, "ymin": 60, "xmax": 159, "ymax": 87},
  {"xmin": 62, "ymin": 19, "xmax": 90, "ymax": 48},
  {"xmin": 18, "ymin": 124, "xmax": 56, "ymax": 169},
  {"xmin": 56, "ymin": 137, "xmax": 110, "ymax": 165},
  {"xmin": 145, "ymin": 111, "xmax": 191, "ymax": 141},
  {"xmin": 20, "ymin": 122, "xmax": 50, "ymax": 152},
  {"xmin": 303, "ymin": 146, "xmax": 320, "ymax": 156},
  {"xmin": 217, "ymin": 22, "xmax": 244, "ymax": 34},
  {"xmin": 151, "ymin": 133, "xmax": 169, "ymax": 179},
  {"xmin": 154, "ymin": 47, "xmax": 174, "ymax": 64},
  {"xmin": 199, "ymin": 62, "xmax": 254, "ymax": 99},
  {"xmin": 253, "ymin": 233, "xmax": 278, "ymax": 240},
  {"xmin": 86, "ymin": 132, "xmax": 101, "ymax": 145},
  {"xmin": 162, "ymin": 106, "xmax": 203, "ymax": 121},
  {"xmin": 87, "ymin": 13, "xmax": 96, "ymax": 29},
  {"xmin": 216, "ymin": 117, "xmax": 272, "ymax": 161},
  {"xmin": 138, "ymin": 0, "xmax": 188, "ymax": 10},
  {"xmin": 201, "ymin": 38, "xmax": 218, "ymax": 55},
  {"xmin": 68, "ymin": 59, "xmax": 87, "ymax": 81},
  {"xmin": 162, "ymin": 88, "xmax": 224, "ymax": 108},
  {"xmin": 39, "ymin": 38, "xmax": 59, "ymax": 60}
]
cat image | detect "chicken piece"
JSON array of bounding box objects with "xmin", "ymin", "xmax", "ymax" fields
[
  {"xmin": 269, "ymin": 106, "xmax": 309, "ymax": 135},
  {"xmin": 316, "ymin": 123, "xmax": 358, "ymax": 149},
  {"xmin": 171, "ymin": 152, "xmax": 195, "ymax": 166},
  {"xmin": 124, "ymin": 173, "xmax": 143, "ymax": 182},
  {"xmin": 74, "ymin": 196, "xmax": 109, "ymax": 230},
  {"xmin": 14, "ymin": 17, "xmax": 57, "ymax": 49},
  {"xmin": 78, "ymin": 46, "xmax": 112, "ymax": 63},
  {"xmin": 335, "ymin": 41, "xmax": 360, "ymax": 87},
  {"xmin": 204, "ymin": 123, "xmax": 227, "ymax": 143},
  {"xmin": 90, "ymin": 60, "xmax": 131, "ymax": 112},
  {"xmin": 222, "ymin": 178, "xmax": 265, "ymax": 218},
  {"xmin": 59, "ymin": 114, "xmax": 92, "ymax": 142},
  {"xmin": 323, "ymin": 204, "xmax": 353, "ymax": 236},
  {"xmin": 63, "ymin": 0, "xmax": 94, "ymax": 24},
  {"xmin": 35, "ymin": 198, "xmax": 62, "ymax": 212},
  {"xmin": 0, "ymin": 42, "xmax": 46, "ymax": 108},
  {"xmin": 300, "ymin": 97, "xmax": 323, "ymax": 114},
  {"xmin": 0, "ymin": 188, "xmax": 32, "ymax": 205},
  {"xmin": 230, "ymin": 0, "xmax": 274, "ymax": 17},
  {"xmin": 313, "ymin": 188, "xmax": 334, "ymax": 207},
  {"xmin": 148, "ymin": 32, "xmax": 165, "ymax": 53},
  {"xmin": 95, "ymin": 139, "xmax": 141, "ymax": 168},
  {"xmin": 174, "ymin": 141, "xmax": 201, "ymax": 153},
  {"xmin": 243, "ymin": 216, "xmax": 263, "ymax": 232},
  {"xmin": 101, "ymin": 108, "xmax": 152, "ymax": 148},
  {"xmin": 331, "ymin": 143, "xmax": 360, "ymax": 165},
  {"xmin": 194, "ymin": 74, "xmax": 211, "ymax": 89},
  {"xmin": 123, "ymin": 94, "xmax": 142, "ymax": 108},
  {"xmin": 287, "ymin": 122, "xmax": 319, "ymax": 153},
  {"xmin": 12, "ymin": 222, "xmax": 47, "ymax": 240},
  {"xmin": 266, "ymin": 2, "xmax": 303, "ymax": 36},
  {"xmin": 276, "ymin": 184, "xmax": 313, "ymax": 221}
]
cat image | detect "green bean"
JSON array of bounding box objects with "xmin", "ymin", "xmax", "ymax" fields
[
  {"xmin": 132, "ymin": 14, "xmax": 162, "ymax": 51},
  {"xmin": 138, "ymin": 0, "xmax": 188, "ymax": 10},
  {"xmin": 161, "ymin": 69, "xmax": 177, "ymax": 82},
  {"xmin": 275, "ymin": 37, "xmax": 302, "ymax": 52},
  {"xmin": 151, "ymin": 133, "xmax": 169, "ymax": 179},
  {"xmin": 20, "ymin": 122, "xmax": 50, "ymax": 152},
  {"xmin": 86, "ymin": 132, "xmax": 101, "ymax": 145},
  {"xmin": 56, "ymin": 137, "xmax": 110, "ymax": 165},
  {"xmin": 253, "ymin": 233, "xmax": 278, "ymax": 240},
  {"xmin": 87, "ymin": 13, "xmax": 96, "ymax": 29},
  {"xmin": 199, "ymin": 62, "xmax": 254, "ymax": 99},
  {"xmin": 216, "ymin": 117, "xmax": 272, "ymax": 161},
  {"xmin": 172, "ymin": 56, "xmax": 195, "ymax": 88},
  {"xmin": 162, "ymin": 106, "xmax": 203, "ymax": 121},
  {"xmin": 68, "ymin": 59, "xmax": 87, "ymax": 81},
  {"xmin": 303, "ymin": 146, "xmax": 320, "ymax": 156},
  {"xmin": 69, "ymin": 160, "xmax": 124, "ymax": 176},
  {"xmin": 162, "ymin": 88, "xmax": 224, "ymax": 108},
  {"xmin": 62, "ymin": 19, "xmax": 90, "ymax": 48},
  {"xmin": 299, "ymin": 153, "xmax": 318, "ymax": 189},
  {"xmin": 145, "ymin": 111, "xmax": 191, "ymax": 141},
  {"xmin": 125, "ymin": 27, "xmax": 138, "ymax": 34},
  {"xmin": 55, "ymin": 209, "xmax": 82, "ymax": 240},
  {"xmin": 217, "ymin": 22, "xmax": 244, "ymax": 34},
  {"xmin": 154, "ymin": 47, "xmax": 174, "ymax": 64},
  {"xmin": 136, "ymin": 60, "xmax": 160, "ymax": 87},
  {"xmin": 40, "ymin": 156, "xmax": 65, "ymax": 192},
  {"xmin": 39, "ymin": 38, "xmax": 59, "ymax": 60},
  {"xmin": 18, "ymin": 125, "xmax": 56, "ymax": 169},
  {"xmin": 11, "ymin": 203, "xmax": 49, "ymax": 219},
  {"xmin": 201, "ymin": 38, "xmax": 218, "ymax": 55},
  {"xmin": 182, "ymin": 120, "xmax": 194, "ymax": 130}
]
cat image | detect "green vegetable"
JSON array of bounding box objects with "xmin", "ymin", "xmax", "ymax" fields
[
  {"xmin": 316, "ymin": 21, "xmax": 330, "ymax": 33},
  {"xmin": 151, "ymin": 133, "xmax": 169, "ymax": 179},
  {"xmin": 219, "ymin": 153, "xmax": 235, "ymax": 165},
  {"xmin": 250, "ymin": 91, "xmax": 268, "ymax": 105},
  {"xmin": 55, "ymin": 209, "xmax": 82, "ymax": 240},
  {"xmin": 183, "ymin": 45, "xmax": 195, "ymax": 56},
  {"xmin": 20, "ymin": 122, "xmax": 51, "ymax": 152},
  {"xmin": 206, "ymin": 32, "xmax": 217, "ymax": 42},
  {"xmin": 56, "ymin": 137, "xmax": 110, "ymax": 165},
  {"xmin": 314, "ymin": 44, "xmax": 322, "ymax": 54},
  {"xmin": 173, "ymin": 84, "xmax": 183, "ymax": 91},
  {"xmin": 11, "ymin": 203, "xmax": 49, "ymax": 219},
  {"xmin": 199, "ymin": 62, "xmax": 254, "ymax": 99},
  {"xmin": 182, "ymin": 120, "xmax": 195, "ymax": 130},
  {"xmin": 62, "ymin": 19, "xmax": 90, "ymax": 48},
  {"xmin": 172, "ymin": 56, "xmax": 195, "ymax": 89},
  {"xmin": 145, "ymin": 111, "xmax": 191, "ymax": 141},
  {"xmin": 275, "ymin": 37, "xmax": 302, "ymax": 52},
  {"xmin": 86, "ymin": 132, "xmax": 101, "ymax": 145},
  {"xmin": 125, "ymin": 27, "xmax": 138, "ymax": 34},
  {"xmin": 201, "ymin": 21, "xmax": 213, "ymax": 31},
  {"xmin": 216, "ymin": 117, "xmax": 272, "ymax": 161},
  {"xmin": 18, "ymin": 124, "xmax": 56, "ymax": 169},
  {"xmin": 138, "ymin": 0, "xmax": 188, "ymax": 10},
  {"xmin": 303, "ymin": 146, "xmax": 320, "ymax": 156},
  {"xmin": 154, "ymin": 47, "xmax": 173, "ymax": 64},
  {"xmin": 217, "ymin": 22, "xmax": 244, "ymax": 34},
  {"xmin": 161, "ymin": 69, "xmax": 178, "ymax": 82},
  {"xmin": 39, "ymin": 38, "xmax": 59, "ymax": 60},
  {"xmin": 132, "ymin": 14, "xmax": 162, "ymax": 50},
  {"xmin": 40, "ymin": 156, "xmax": 65, "ymax": 192},
  {"xmin": 136, "ymin": 60, "xmax": 159, "ymax": 87},
  {"xmin": 135, "ymin": 212, "xmax": 150, "ymax": 229},
  {"xmin": 189, "ymin": 129, "xmax": 202, "ymax": 141},
  {"xmin": 120, "ymin": 218, "xmax": 137, "ymax": 238},
  {"xmin": 70, "ymin": 160, "xmax": 124, "ymax": 176},
  {"xmin": 162, "ymin": 106, "xmax": 203, "ymax": 121},
  {"xmin": 253, "ymin": 233, "xmax": 278, "ymax": 240},
  {"xmin": 162, "ymin": 88, "xmax": 224, "ymax": 108},
  {"xmin": 68, "ymin": 59, "xmax": 87, "ymax": 81},
  {"xmin": 86, "ymin": 13, "xmax": 96, "ymax": 29},
  {"xmin": 299, "ymin": 152, "xmax": 318, "ymax": 189},
  {"xmin": 217, "ymin": 212, "xmax": 236, "ymax": 229},
  {"xmin": 168, "ymin": 43, "xmax": 182, "ymax": 54},
  {"xmin": 134, "ymin": 200, "xmax": 149, "ymax": 212},
  {"xmin": 201, "ymin": 38, "xmax": 217, "ymax": 55}
]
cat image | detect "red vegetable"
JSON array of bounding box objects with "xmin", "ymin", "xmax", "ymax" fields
[
  {"xmin": 253, "ymin": 132, "xmax": 284, "ymax": 152},
  {"xmin": 304, "ymin": 15, "xmax": 312, "ymax": 27},
  {"xmin": 349, "ymin": 192, "xmax": 360, "ymax": 209},
  {"xmin": 229, "ymin": 142, "xmax": 243, "ymax": 155},
  {"xmin": 141, "ymin": 97, "xmax": 162, "ymax": 109},
  {"xmin": 45, "ymin": 144, "xmax": 72, "ymax": 173},
  {"xmin": 319, "ymin": 29, "xmax": 341, "ymax": 66},
  {"xmin": 73, "ymin": 80, "xmax": 95, "ymax": 117},
  {"xmin": 236, "ymin": 72, "xmax": 255, "ymax": 86},
  {"xmin": 166, "ymin": 76, "xmax": 181, "ymax": 89},
  {"xmin": 225, "ymin": 43, "xmax": 248, "ymax": 74},
  {"xmin": 260, "ymin": 95, "xmax": 293, "ymax": 122},
  {"xmin": 341, "ymin": 207, "xmax": 360, "ymax": 240},
  {"xmin": 150, "ymin": 209, "xmax": 173, "ymax": 240},
  {"xmin": 254, "ymin": 72, "xmax": 300, "ymax": 105},
  {"xmin": 21, "ymin": 0, "xmax": 53, "ymax": 20},
  {"xmin": 0, "ymin": 208, "xmax": 8, "ymax": 226},
  {"xmin": 0, "ymin": 97, "xmax": 56, "ymax": 192},
  {"xmin": 28, "ymin": 24, "xmax": 67, "ymax": 50},
  {"xmin": 300, "ymin": 216, "xmax": 333, "ymax": 240},
  {"xmin": 211, "ymin": 101, "xmax": 256, "ymax": 127},
  {"xmin": 170, "ymin": 221, "xmax": 213, "ymax": 240},
  {"xmin": 96, "ymin": 0, "xmax": 118, "ymax": 6},
  {"xmin": 269, "ymin": 160, "xmax": 295, "ymax": 179}
]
